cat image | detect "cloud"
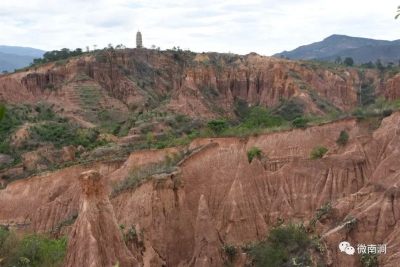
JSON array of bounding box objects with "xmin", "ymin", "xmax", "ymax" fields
[{"xmin": 0, "ymin": 0, "xmax": 399, "ymax": 55}]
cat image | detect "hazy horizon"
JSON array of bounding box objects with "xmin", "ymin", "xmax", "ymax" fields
[{"xmin": 1, "ymin": 0, "xmax": 399, "ymax": 56}]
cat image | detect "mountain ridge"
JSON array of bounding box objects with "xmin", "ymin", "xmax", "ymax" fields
[
  {"xmin": 274, "ymin": 34, "xmax": 400, "ymax": 63},
  {"xmin": 0, "ymin": 45, "xmax": 46, "ymax": 72}
]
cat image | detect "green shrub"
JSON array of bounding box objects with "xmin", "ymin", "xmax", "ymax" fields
[
  {"xmin": 0, "ymin": 227, "xmax": 67, "ymax": 267},
  {"xmin": 344, "ymin": 217, "xmax": 357, "ymax": 233},
  {"xmin": 155, "ymin": 141, "xmax": 167, "ymax": 149},
  {"xmin": 292, "ymin": 117, "xmax": 308, "ymax": 129},
  {"xmin": 234, "ymin": 98, "xmax": 251, "ymax": 122},
  {"xmin": 206, "ymin": 119, "xmax": 227, "ymax": 134},
  {"xmin": 247, "ymin": 147, "xmax": 262, "ymax": 163},
  {"xmin": 336, "ymin": 130, "xmax": 349, "ymax": 145},
  {"xmin": 310, "ymin": 202, "xmax": 332, "ymax": 228},
  {"xmin": 360, "ymin": 253, "xmax": 379, "ymax": 267},
  {"xmin": 249, "ymin": 242, "xmax": 288, "ymax": 267},
  {"xmin": 382, "ymin": 109, "xmax": 393, "ymax": 117},
  {"xmin": 222, "ymin": 244, "xmax": 238, "ymax": 262},
  {"xmin": 243, "ymin": 106, "xmax": 284, "ymax": 128},
  {"xmin": 310, "ymin": 146, "xmax": 328, "ymax": 159},
  {"xmin": 273, "ymin": 99, "xmax": 304, "ymax": 121},
  {"xmin": 44, "ymin": 83, "xmax": 55, "ymax": 90},
  {"xmin": 248, "ymin": 223, "xmax": 312, "ymax": 267},
  {"xmin": 0, "ymin": 104, "xmax": 5, "ymax": 122}
]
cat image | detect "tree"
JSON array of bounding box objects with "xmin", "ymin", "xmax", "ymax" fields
[
  {"xmin": 244, "ymin": 106, "xmax": 284, "ymax": 128},
  {"xmin": 310, "ymin": 146, "xmax": 328, "ymax": 159},
  {"xmin": 151, "ymin": 45, "xmax": 156, "ymax": 49},
  {"xmin": 1, "ymin": 70, "xmax": 8, "ymax": 74},
  {"xmin": 343, "ymin": 57, "xmax": 354, "ymax": 66},
  {"xmin": 361, "ymin": 61, "xmax": 374, "ymax": 69},
  {"xmin": 0, "ymin": 104, "xmax": 5, "ymax": 122},
  {"xmin": 206, "ymin": 119, "xmax": 227, "ymax": 134},
  {"xmin": 375, "ymin": 59, "xmax": 384, "ymax": 70},
  {"xmin": 334, "ymin": 56, "xmax": 342, "ymax": 64},
  {"xmin": 336, "ymin": 130, "xmax": 349, "ymax": 146},
  {"xmin": 146, "ymin": 132, "xmax": 154, "ymax": 148},
  {"xmin": 86, "ymin": 46, "xmax": 90, "ymax": 53},
  {"xmin": 396, "ymin": 5, "xmax": 400, "ymax": 19}
]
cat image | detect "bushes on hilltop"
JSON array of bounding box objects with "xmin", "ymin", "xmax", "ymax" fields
[{"xmin": 30, "ymin": 48, "xmax": 83, "ymax": 66}]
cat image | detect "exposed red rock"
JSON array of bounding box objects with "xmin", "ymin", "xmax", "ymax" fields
[
  {"xmin": 0, "ymin": 50, "xmax": 390, "ymax": 123},
  {"xmin": 63, "ymin": 170, "xmax": 138, "ymax": 267},
  {"xmin": 2, "ymin": 110, "xmax": 400, "ymax": 266}
]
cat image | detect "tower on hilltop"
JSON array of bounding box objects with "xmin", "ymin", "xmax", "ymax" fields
[{"xmin": 136, "ymin": 30, "xmax": 142, "ymax": 48}]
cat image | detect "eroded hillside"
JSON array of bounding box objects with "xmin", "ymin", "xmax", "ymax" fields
[
  {"xmin": 1, "ymin": 49, "xmax": 400, "ymax": 184},
  {"xmin": 1, "ymin": 49, "xmax": 400, "ymax": 266},
  {"xmin": 0, "ymin": 111, "xmax": 400, "ymax": 266}
]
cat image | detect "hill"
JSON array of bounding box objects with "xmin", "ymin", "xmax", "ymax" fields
[
  {"xmin": 274, "ymin": 34, "xmax": 400, "ymax": 64},
  {"xmin": 0, "ymin": 45, "xmax": 45, "ymax": 72},
  {"xmin": 1, "ymin": 48, "xmax": 400, "ymax": 266}
]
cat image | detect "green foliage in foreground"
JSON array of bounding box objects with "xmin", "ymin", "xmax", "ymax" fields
[
  {"xmin": 0, "ymin": 226, "xmax": 67, "ymax": 267},
  {"xmin": 248, "ymin": 223, "xmax": 315, "ymax": 267},
  {"xmin": 310, "ymin": 146, "xmax": 328, "ymax": 159},
  {"xmin": 0, "ymin": 104, "xmax": 5, "ymax": 122}
]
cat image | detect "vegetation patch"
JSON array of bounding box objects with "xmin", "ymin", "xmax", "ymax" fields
[
  {"xmin": 343, "ymin": 216, "xmax": 357, "ymax": 233},
  {"xmin": 336, "ymin": 130, "xmax": 349, "ymax": 146},
  {"xmin": 310, "ymin": 202, "xmax": 332, "ymax": 229},
  {"xmin": 0, "ymin": 226, "xmax": 67, "ymax": 267},
  {"xmin": 243, "ymin": 106, "xmax": 285, "ymax": 128},
  {"xmin": 310, "ymin": 146, "xmax": 328, "ymax": 159},
  {"xmin": 222, "ymin": 244, "xmax": 238, "ymax": 265},
  {"xmin": 50, "ymin": 214, "xmax": 78, "ymax": 234},
  {"xmin": 111, "ymin": 150, "xmax": 188, "ymax": 196},
  {"xmin": 207, "ymin": 119, "xmax": 227, "ymax": 134},
  {"xmin": 272, "ymin": 98, "xmax": 304, "ymax": 121},
  {"xmin": 198, "ymin": 85, "xmax": 220, "ymax": 99},
  {"xmin": 247, "ymin": 223, "xmax": 319, "ymax": 267},
  {"xmin": 291, "ymin": 117, "xmax": 308, "ymax": 129},
  {"xmin": 247, "ymin": 147, "xmax": 262, "ymax": 163},
  {"xmin": 360, "ymin": 253, "xmax": 379, "ymax": 267}
]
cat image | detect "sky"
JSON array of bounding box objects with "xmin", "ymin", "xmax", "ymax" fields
[{"xmin": 1, "ymin": 0, "xmax": 399, "ymax": 56}]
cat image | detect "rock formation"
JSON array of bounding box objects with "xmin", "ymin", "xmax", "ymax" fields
[
  {"xmin": 63, "ymin": 170, "xmax": 138, "ymax": 267},
  {"xmin": 0, "ymin": 49, "xmax": 395, "ymax": 124},
  {"xmin": 2, "ymin": 110, "xmax": 400, "ymax": 266}
]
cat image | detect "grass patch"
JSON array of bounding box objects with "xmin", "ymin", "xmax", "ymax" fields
[{"xmin": 75, "ymin": 86, "xmax": 103, "ymax": 108}]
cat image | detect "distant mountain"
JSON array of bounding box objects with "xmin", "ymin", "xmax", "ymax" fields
[
  {"xmin": 0, "ymin": 45, "xmax": 45, "ymax": 58},
  {"xmin": 273, "ymin": 34, "xmax": 400, "ymax": 64},
  {"xmin": 0, "ymin": 45, "xmax": 46, "ymax": 73}
]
